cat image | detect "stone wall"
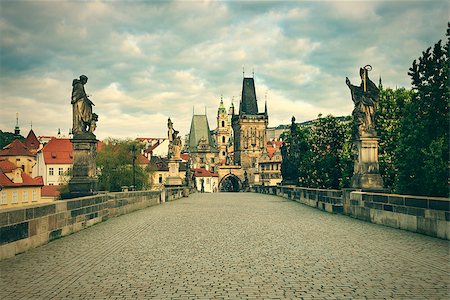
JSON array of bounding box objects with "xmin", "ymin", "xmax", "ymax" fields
[
  {"xmin": 252, "ymin": 185, "xmax": 449, "ymax": 240},
  {"xmin": 0, "ymin": 188, "xmax": 186, "ymax": 260}
]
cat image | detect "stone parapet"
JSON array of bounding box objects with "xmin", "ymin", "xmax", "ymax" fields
[
  {"xmin": 0, "ymin": 187, "xmax": 187, "ymax": 260},
  {"xmin": 252, "ymin": 185, "xmax": 449, "ymax": 240}
]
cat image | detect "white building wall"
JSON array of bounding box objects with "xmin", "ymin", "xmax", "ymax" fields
[{"xmin": 152, "ymin": 139, "xmax": 169, "ymax": 157}]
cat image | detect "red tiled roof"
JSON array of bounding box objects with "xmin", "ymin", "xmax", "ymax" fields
[
  {"xmin": 194, "ymin": 168, "xmax": 218, "ymax": 177},
  {"xmin": 180, "ymin": 153, "xmax": 189, "ymax": 161},
  {"xmin": 0, "ymin": 170, "xmax": 43, "ymax": 188},
  {"xmin": 0, "ymin": 139, "xmax": 34, "ymax": 157},
  {"xmin": 42, "ymin": 138, "xmax": 73, "ymax": 164},
  {"xmin": 41, "ymin": 185, "xmax": 61, "ymax": 197},
  {"xmin": 24, "ymin": 129, "xmax": 40, "ymax": 150},
  {"xmin": 136, "ymin": 154, "xmax": 149, "ymax": 165},
  {"xmin": 267, "ymin": 141, "xmax": 283, "ymax": 158},
  {"xmin": 0, "ymin": 159, "xmax": 16, "ymax": 173}
]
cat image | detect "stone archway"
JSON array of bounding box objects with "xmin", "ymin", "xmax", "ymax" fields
[{"xmin": 219, "ymin": 174, "xmax": 241, "ymax": 192}]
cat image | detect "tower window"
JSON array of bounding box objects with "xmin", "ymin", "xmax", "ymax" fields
[
  {"xmin": 222, "ymin": 136, "xmax": 225, "ymax": 143},
  {"xmin": 221, "ymin": 120, "xmax": 225, "ymax": 127}
]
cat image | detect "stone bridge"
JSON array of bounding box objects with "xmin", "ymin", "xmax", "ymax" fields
[{"xmin": 0, "ymin": 191, "xmax": 449, "ymax": 299}]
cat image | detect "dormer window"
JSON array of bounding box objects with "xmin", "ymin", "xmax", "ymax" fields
[{"xmin": 51, "ymin": 152, "xmax": 56, "ymax": 158}]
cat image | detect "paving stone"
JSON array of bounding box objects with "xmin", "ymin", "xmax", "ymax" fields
[{"xmin": 0, "ymin": 193, "xmax": 448, "ymax": 299}]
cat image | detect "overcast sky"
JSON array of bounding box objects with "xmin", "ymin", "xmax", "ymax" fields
[{"xmin": 0, "ymin": 0, "xmax": 447, "ymax": 140}]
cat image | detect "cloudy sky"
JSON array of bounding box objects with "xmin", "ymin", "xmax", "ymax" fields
[{"xmin": 0, "ymin": 0, "xmax": 447, "ymax": 140}]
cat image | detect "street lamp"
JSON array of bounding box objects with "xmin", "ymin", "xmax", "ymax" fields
[{"xmin": 132, "ymin": 144, "xmax": 136, "ymax": 191}]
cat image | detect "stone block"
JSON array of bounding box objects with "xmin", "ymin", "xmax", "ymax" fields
[
  {"xmin": 372, "ymin": 194, "xmax": 388, "ymax": 203},
  {"xmin": 424, "ymin": 209, "xmax": 445, "ymax": 221},
  {"xmin": 8, "ymin": 210, "xmax": 26, "ymax": 224},
  {"xmin": 55, "ymin": 201, "xmax": 67, "ymax": 213},
  {"xmin": 383, "ymin": 204, "xmax": 393, "ymax": 212},
  {"xmin": 0, "ymin": 222, "xmax": 28, "ymax": 245},
  {"xmin": 25, "ymin": 208, "xmax": 34, "ymax": 220},
  {"xmin": 0, "ymin": 242, "xmax": 16, "ymax": 260},
  {"xmin": 428, "ymin": 199, "xmax": 450, "ymax": 211},
  {"xmin": 15, "ymin": 238, "xmax": 30, "ymax": 254},
  {"xmin": 0, "ymin": 212, "xmax": 8, "ymax": 226},
  {"xmin": 28, "ymin": 219, "xmax": 38, "ymax": 236},
  {"xmin": 417, "ymin": 217, "xmax": 437, "ymax": 236},
  {"xmin": 436, "ymin": 220, "xmax": 450, "ymax": 240},
  {"xmin": 388, "ymin": 195, "xmax": 404, "ymax": 205},
  {"xmin": 350, "ymin": 192, "xmax": 362, "ymax": 201},
  {"xmin": 49, "ymin": 229, "xmax": 62, "ymax": 241},
  {"xmin": 398, "ymin": 214, "xmax": 417, "ymax": 232},
  {"xmin": 37, "ymin": 217, "xmax": 49, "ymax": 234},
  {"xmin": 405, "ymin": 198, "xmax": 428, "ymax": 209},
  {"xmin": 407, "ymin": 207, "xmax": 425, "ymax": 217},
  {"xmin": 48, "ymin": 214, "xmax": 57, "ymax": 231},
  {"xmin": 34, "ymin": 204, "xmax": 56, "ymax": 218}
]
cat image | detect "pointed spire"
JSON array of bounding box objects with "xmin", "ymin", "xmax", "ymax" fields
[
  {"xmin": 30, "ymin": 121, "xmax": 33, "ymax": 129},
  {"xmin": 242, "ymin": 66, "xmax": 245, "ymax": 78},
  {"xmin": 14, "ymin": 112, "xmax": 20, "ymax": 136},
  {"xmin": 378, "ymin": 75, "xmax": 383, "ymax": 90}
]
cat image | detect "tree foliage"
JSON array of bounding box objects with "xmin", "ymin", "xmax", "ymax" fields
[
  {"xmin": 96, "ymin": 139, "xmax": 150, "ymax": 192},
  {"xmin": 395, "ymin": 25, "xmax": 449, "ymax": 197},
  {"xmin": 0, "ymin": 131, "xmax": 24, "ymax": 149},
  {"xmin": 376, "ymin": 87, "xmax": 412, "ymax": 190}
]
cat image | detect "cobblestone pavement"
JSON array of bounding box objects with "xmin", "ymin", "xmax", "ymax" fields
[{"xmin": 1, "ymin": 193, "xmax": 449, "ymax": 299}]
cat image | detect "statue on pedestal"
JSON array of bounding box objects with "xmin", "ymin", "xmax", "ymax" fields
[
  {"xmin": 346, "ymin": 66, "xmax": 384, "ymax": 190},
  {"xmin": 66, "ymin": 75, "xmax": 99, "ymax": 198},
  {"xmin": 167, "ymin": 118, "xmax": 181, "ymax": 160},
  {"xmin": 71, "ymin": 75, "xmax": 97, "ymax": 137}
]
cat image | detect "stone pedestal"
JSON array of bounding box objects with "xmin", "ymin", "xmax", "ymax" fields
[
  {"xmin": 351, "ymin": 137, "xmax": 384, "ymax": 190},
  {"xmin": 165, "ymin": 159, "xmax": 183, "ymax": 186},
  {"xmin": 68, "ymin": 134, "xmax": 98, "ymax": 197}
]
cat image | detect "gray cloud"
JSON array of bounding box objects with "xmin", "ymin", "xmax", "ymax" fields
[{"xmin": 0, "ymin": 0, "xmax": 447, "ymax": 140}]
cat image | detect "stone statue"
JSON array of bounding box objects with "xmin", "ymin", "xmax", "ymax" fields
[
  {"xmin": 71, "ymin": 75, "xmax": 96, "ymax": 136},
  {"xmin": 346, "ymin": 65, "xmax": 379, "ymax": 137},
  {"xmin": 167, "ymin": 118, "xmax": 181, "ymax": 160}
]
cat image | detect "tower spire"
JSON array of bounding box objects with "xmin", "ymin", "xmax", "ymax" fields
[
  {"xmin": 264, "ymin": 91, "xmax": 268, "ymax": 116},
  {"xmin": 14, "ymin": 112, "xmax": 20, "ymax": 136}
]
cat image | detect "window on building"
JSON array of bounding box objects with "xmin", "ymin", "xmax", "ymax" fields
[
  {"xmin": 22, "ymin": 191, "xmax": 28, "ymax": 203},
  {"xmin": 222, "ymin": 136, "xmax": 225, "ymax": 143},
  {"xmin": 222, "ymin": 151, "xmax": 225, "ymax": 156},
  {"xmin": 49, "ymin": 168, "xmax": 54, "ymax": 176},
  {"xmin": 159, "ymin": 174, "xmax": 163, "ymax": 184},
  {"xmin": 1, "ymin": 192, "xmax": 6, "ymax": 205},
  {"xmin": 12, "ymin": 192, "xmax": 18, "ymax": 204},
  {"xmin": 58, "ymin": 167, "xmax": 63, "ymax": 175},
  {"xmin": 261, "ymin": 165, "xmax": 265, "ymax": 171},
  {"xmin": 206, "ymin": 178, "xmax": 210, "ymax": 184},
  {"xmin": 32, "ymin": 190, "xmax": 37, "ymax": 202},
  {"xmin": 276, "ymin": 164, "xmax": 279, "ymax": 170},
  {"xmin": 221, "ymin": 120, "xmax": 225, "ymax": 127},
  {"xmin": 21, "ymin": 165, "xmax": 25, "ymax": 171},
  {"xmin": 211, "ymin": 157, "xmax": 214, "ymax": 163},
  {"xmin": 271, "ymin": 164, "xmax": 274, "ymax": 170}
]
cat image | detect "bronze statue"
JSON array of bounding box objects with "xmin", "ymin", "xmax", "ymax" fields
[
  {"xmin": 71, "ymin": 75, "xmax": 96, "ymax": 135},
  {"xmin": 346, "ymin": 65, "xmax": 379, "ymax": 137}
]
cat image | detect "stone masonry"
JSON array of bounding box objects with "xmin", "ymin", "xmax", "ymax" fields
[{"xmin": 0, "ymin": 193, "xmax": 448, "ymax": 299}]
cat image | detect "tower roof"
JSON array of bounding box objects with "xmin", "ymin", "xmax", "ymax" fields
[
  {"xmin": 188, "ymin": 115, "xmax": 216, "ymax": 152},
  {"xmin": 239, "ymin": 77, "xmax": 258, "ymax": 115},
  {"xmin": 24, "ymin": 129, "xmax": 40, "ymax": 151},
  {"xmin": 218, "ymin": 96, "xmax": 226, "ymax": 114}
]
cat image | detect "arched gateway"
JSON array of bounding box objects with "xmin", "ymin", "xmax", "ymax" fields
[{"xmin": 219, "ymin": 174, "xmax": 241, "ymax": 192}]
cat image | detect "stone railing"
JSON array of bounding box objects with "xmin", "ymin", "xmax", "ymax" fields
[
  {"xmin": 252, "ymin": 185, "xmax": 449, "ymax": 240},
  {"xmin": 0, "ymin": 187, "xmax": 187, "ymax": 260}
]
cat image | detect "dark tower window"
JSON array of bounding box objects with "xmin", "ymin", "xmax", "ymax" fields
[
  {"xmin": 222, "ymin": 136, "xmax": 225, "ymax": 143},
  {"xmin": 222, "ymin": 151, "xmax": 225, "ymax": 156},
  {"xmin": 221, "ymin": 120, "xmax": 225, "ymax": 127}
]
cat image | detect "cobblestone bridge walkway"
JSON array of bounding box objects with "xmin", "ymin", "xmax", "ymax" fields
[{"xmin": 1, "ymin": 193, "xmax": 449, "ymax": 299}]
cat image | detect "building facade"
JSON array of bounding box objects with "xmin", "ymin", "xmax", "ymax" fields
[
  {"xmin": 231, "ymin": 77, "xmax": 268, "ymax": 183},
  {"xmin": 259, "ymin": 140, "xmax": 283, "ymax": 186},
  {"xmin": 216, "ymin": 97, "xmax": 234, "ymax": 165}
]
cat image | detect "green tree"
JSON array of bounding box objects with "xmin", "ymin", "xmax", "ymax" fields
[
  {"xmin": 0, "ymin": 131, "xmax": 24, "ymax": 149},
  {"xmin": 396, "ymin": 25, "xmax": 449, "ymax": 197},
  {"xmin": 376, "ymin": 87, "xmax": 412, "ymax": 190},
  {"xmin": 97, "ymin": 139, "xmax": 150, "ymax": 192},
  {"xmin": 308, "ymin": 115, "xmax": 352, "ymax": 189}
]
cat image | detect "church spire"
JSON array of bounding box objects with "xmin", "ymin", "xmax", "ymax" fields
[
  {"xmin": 378, "ymin": 76, "xmax": 383, "ymax": 90},
  {"xmin": 14, "ymin": 112, "xmax": 20, "ymax": 136}
]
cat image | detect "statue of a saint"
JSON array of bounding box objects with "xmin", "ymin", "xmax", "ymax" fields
[
  {"xmin": 346, "ymin": 66, "xmax": 379, "ymax": 137},
  {"xmin": 71, "ymin": 75, "xmax": 96, "ymax": 135},
  {"xmin": 167, "ymin": 118, "xmax": 181, "ymax": 160}
]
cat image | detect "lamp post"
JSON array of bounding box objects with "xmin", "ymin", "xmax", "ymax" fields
[{"xmin": 132, "ymin": 144, "xmax": 136, "ymax": 191}]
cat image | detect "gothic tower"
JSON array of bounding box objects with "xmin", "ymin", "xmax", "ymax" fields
[
  {"xmin": 216, "ymin": 96, "xmax": 233, "ymax": 164},
  {"xmin": 232, "ymin": 77, "xmax": 268, "ymax": 170}
]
